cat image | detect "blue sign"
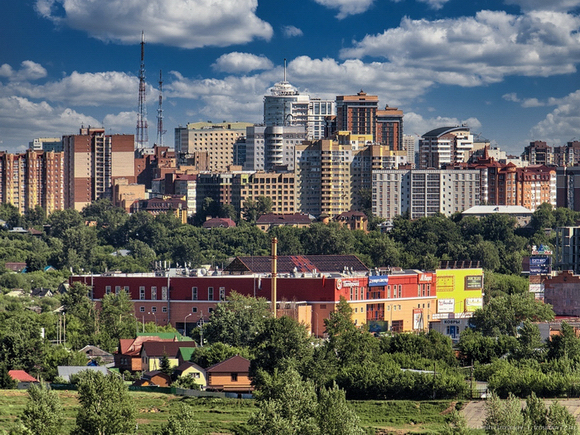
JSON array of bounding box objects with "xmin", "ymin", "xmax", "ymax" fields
[{"xmin": 369, "ymin": 275, "xmax": 389, "ymax": 287}]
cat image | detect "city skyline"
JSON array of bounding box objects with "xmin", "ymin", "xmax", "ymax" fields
[{"xmin": 1, "ymin": 0, "xmax": 579, "ymax": 154}]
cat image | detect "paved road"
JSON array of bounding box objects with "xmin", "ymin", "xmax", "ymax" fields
[{"xmin": 462, "ymin": 399, "xmax": 580, "ymax": 429}]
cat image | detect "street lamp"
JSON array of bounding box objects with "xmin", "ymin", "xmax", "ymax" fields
[
  {"xmin": 184, "ymin": 313, "xmax": 192, "ymax": 337},
  {"xmin": 148, "ymin": 311, "xmax": 157, "ymax": 332}
]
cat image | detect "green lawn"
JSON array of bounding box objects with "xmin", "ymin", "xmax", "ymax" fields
[{"xmin": 0, "ymin": 389, "xmax": 459, "ymax": 434}]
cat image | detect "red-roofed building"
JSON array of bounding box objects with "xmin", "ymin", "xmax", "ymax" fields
[
  {"xmin": 9, "ymin": 370, "xmax": 38, "ymax": 387},
  {"xmin": 334, "ymin": 211, "xmax": 368, "ymax": 232},
  {"xmin": 206, "ymin": 356, "xmax": 252, "ymax": 393}
]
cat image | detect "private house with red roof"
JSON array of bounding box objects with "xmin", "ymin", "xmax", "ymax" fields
[
  {"xmin": 9, "ymin": 370, "xmax": 37, "ymax": 388},
  {"xmin": 115, "ymin": 333, "xmax": 192, "ymax": 372},
  {"xmin": 206, "ymin": 356, "xmax": 252, "ymax": 393}
]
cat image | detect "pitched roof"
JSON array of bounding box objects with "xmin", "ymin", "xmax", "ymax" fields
[
  {"xmin": 179, "ymin": 347, "xmax": 196, "ymax": 362},
  {"xmin": 256, "ymin": 213, "xmax": 312, "ymax": 225},
  {"xmin": 57, "ymin": 366, "xmax": 108, "ymax": 381},
  {"xmin": 141, "ymin": 341, "xmax": 197, "ymax": 358},
  {"xmin": 174, "ymin": 361, "xmax": 205, "ymax": 374},
  {"xmin": 206, "ymin": 355, "xmax": 250, "ymax": 373},
  {"xmin": 9, "ymin": 370, "xmax": 37, "ymax": 382},
  {"xmin": 202, "ymin": 218, "xmax": 237, "ymax": 228},
  {"xmin": 225, "ymin": 255, "xmax": 369, "ymax": 275}
]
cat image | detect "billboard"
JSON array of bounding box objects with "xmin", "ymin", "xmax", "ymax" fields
[
  {"xmin": 465, "ymin": 275, "xmax": 483, "ymax": 289},
  {"xmin": 465, "ymin": 297, "xmax": 483, "ymax": 311},
  {"xmin": 438, "ymin": 299, "xmax": 455, "ymax": 313},
  {"xmin": 368, "ymin": 320, "xmax": 389, "ymax": 333},
  {"xmin": 369, "ymin": 275, "xmax": 389, "ymax": 287},
  {"xmin": 529, "ymin": 256, "xmax": 552, "ymax": 275}
]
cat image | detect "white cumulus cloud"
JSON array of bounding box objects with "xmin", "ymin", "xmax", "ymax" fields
[
  {"xmin": 417, "ymin": 0, "xmax": 451, "ymax": 10},
  {"xmin": 340, "ymin": 11, "xmax": 580, "ymax": 86},
  {"xmin": 404, "ymin": 112, "xmax": 482, "ymax": 137},
  {"xmin": 531, "ymin": 90, "xmax": 580, "ymax": 142},
  {"xmin": 313, "ymin": 0, "xmax": 375, "ymax": 19},
  {"xmin": 35, "ymin": 0, "xmax": 273, "ymax": 48},
  {"xmin": 0, "ymin": 61, "xmax": 47, "ymax": 82},
  {"xmin": 282, "ymin": 26, "xmax": 303, "ymax": 38},
  {"xmin": 212, "ymin": 53, "xmax": 273, "ymax": 74},
  {"xmin": 504, "ymin": 0, "xmax": 580, "ymax": 12}
]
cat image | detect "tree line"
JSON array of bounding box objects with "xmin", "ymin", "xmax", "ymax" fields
[{"xmin": 0, "ymin": 200, "xmax": 575, "ymax": 278}]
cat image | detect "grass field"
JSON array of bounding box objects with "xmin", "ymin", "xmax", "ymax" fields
[{"xmin": 0, "ymin": 389, "xmax": 459, "ymax": 434}]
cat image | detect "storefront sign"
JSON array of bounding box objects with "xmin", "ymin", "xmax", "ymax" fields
[
  {"xmin": 369, "ymin": 275, "xmax": 389, "ymax": 287},
  {"xmin": 465, "ymin": 275, "xmax": 483, "ymax": 289},
  {"xmin": 465, "ymin": 297, "xmax": 483, "ymax": 311},
  {"xmin": 438, "ymin": 298, "xmax": 455, "ymax": 313}
]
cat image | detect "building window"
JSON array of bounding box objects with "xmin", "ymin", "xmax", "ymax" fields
[
  {"xmin": 115, "ymin": 286, "xmax": 121, "ymax": 295},
  {"xmin": 219, "ymin": 287, "xmax": 225, "ymax": 301},
  {"xmin": 208, "ymin": 287, "xmax": 214, "ymax": 300},
  {"xmin": 124, "ymin": 285, "xmax": 130, "ymax": 293},
  {"xmin": 162, "ymin": 286, "xmax": 168, "ymax": 300},
  {"xmin": 192, "ymin": 287, "xmax": 198, "ymax": 300},
  {"xmin": 151, "ymin": 286, "xmax": 157, "ymax": 300},
  {"xmin": 398, "ymin": 285, "xmax": 402, "ymax": 298},
  {"xmin": 139, "ymin": 286, "xmax": 145, "ymax": 300},
  {"xmin": 231, "ymin": 373, "xmax": 238, "ymax": 382},
  {"xmin": 192, "ymin": 307, "xmax": 198, "ymax": 313},
  {"xmin": 139, "ymin": 306, "xmax": 145, "ymax": 312},
  {"xmin": 162, "ymin": 306, "xmax": 167, "ymax": 313},
  {"xmin": 151, "ymin": 306, "xmax": 157, "ymax": 313}
]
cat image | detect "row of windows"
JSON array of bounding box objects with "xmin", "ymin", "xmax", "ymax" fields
[{"xmin": 139, "ymin": 306, "xmax": 214, "ymax": 314}]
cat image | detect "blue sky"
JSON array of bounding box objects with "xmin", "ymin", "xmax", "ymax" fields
[{"xmin": 1, "ymin": 0, "xmax": 579, "ymax": 155}]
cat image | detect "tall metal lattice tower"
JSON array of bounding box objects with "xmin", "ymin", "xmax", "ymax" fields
[
  {"xmin": 156, "ymin": 70, "xmax": 166, "ymax": 146},
  {"xmin": 136, "ymin": 31, "xmax": 149, "ymax": 149}
]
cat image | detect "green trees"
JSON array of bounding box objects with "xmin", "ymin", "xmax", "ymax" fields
[
  {"xmin": 484, "ymin": 392, "xmax": 578, "ymax": 434},
  {"xmin": 205, "ymin": 292, "xmax": 271, "ymax": 347},
  {"xmin": 16, "ymin": 382, "xmax": 64, "ymax": 435},
  {"xmin": 157, "ymin": 402, "xmax": 199, "ymax": 435},
  {"xmin": 249, "ymin": 367, "xmax": 364, "ymax": 435},
  {"xmin": 75, "ymin": 370, "xmax": 136, "ymax": 435}
]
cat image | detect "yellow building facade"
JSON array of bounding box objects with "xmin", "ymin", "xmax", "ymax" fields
[{"xmin": 434, "ymin": 268, "xmax": 484, "ymax": 318}]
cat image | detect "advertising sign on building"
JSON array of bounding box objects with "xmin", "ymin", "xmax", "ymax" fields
[
  {"xmin": 529, "ymin": 256, "xmax": 552, "ymax": 275},
  {"xmin": 413, "ymin": 309, "xmax": 424, "ymax": 330},
  {"xmin": 529, "ymin": 283, "xmax": 545, "ymax": 293},
  {"xmin": 465, "ymin": 297, "xmax": 483, "ymax": 311},
  {"xmin": 465, "ymin": 275, "xmax": 483, "ymax": 289},
  {"xmin": 369, "ymin": 275, "xmax": 389, "ymax": 287},
  {"xmin": 438, "ymin": 298, "xmax": 455, "ymax": 313}
]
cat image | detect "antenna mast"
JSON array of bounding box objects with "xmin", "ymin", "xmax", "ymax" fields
[
  {"xmin": 136, "ymin": 31, "xmax": 149, "ymax": 149},
  {"xmin": 156, "ymin": 70, "xmax": 166, "ymax": 146}
]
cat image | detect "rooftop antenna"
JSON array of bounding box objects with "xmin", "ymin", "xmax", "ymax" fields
[
  {"xmin": 283, "ymin": 58, "xmax": 287, "ymax": 82},
  {"xmin": 156, "ymin": 70, "xmax": 166, "ymax": 146},
  {"xmin": 136, "ymin": 31, "xmax": 149, "ymax": 150}
]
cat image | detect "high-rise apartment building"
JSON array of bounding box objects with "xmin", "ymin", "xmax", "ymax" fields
[
  {"xmin": 372, "ymin": 169, "xmax": 480, "ymax": 219},
  {"xmin": 376, "ymin": 105, "xmax": 403, "ymax": 150},
  {"xmin": 335, "ymin": 91, "xmax": 379, "ymax": 139},
  {"xmin": 234, "ymin": 171, "xmax": 297, "ymax": 215},
  {"xmin": 174, "ymin": 122, "xmax": 252, "ymax": 171},
  {"xmin": 295, "ymin": 138, "xmax": 357, "ymax": 217},
  {"xmin": 263, "ymin": 75, "xmax": 334, "ymax": 140},
  {"xmin": 419, "ymin": 126, "xmax": 474, "ymax": 169},
  {"xmin": 29, "ymin": 137, "xmax": 63, "ymax": 152},
  {"xmin": 522, "ymin": 141, "xmax": 553, "ymax": 166},
  {"xmin": 403, "ymin": 135, "xmax": 416, "ymax": 168},
  {"xmin": 469, "ymin": 150, "xmax": 556, "ymax": 211},
  {"xmin": 244, "ymin": 125, "xmax": 306, "ymax": 171},
  {"xmin": 554, "ymin": 141, "xmax": 580, "ymax": 167},
  {"xmin": 0, "ymin": 149, "xmax": 64, "ymax": 215},
  {"xmin": 63, "ymin": 127, "xmax": 135, "ymax": 211}
]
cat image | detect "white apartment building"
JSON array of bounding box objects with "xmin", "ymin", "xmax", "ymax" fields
[
  {"xmin": 372, "ymin": 169, "xmax": 480, "ymax": 219},
  {"xmin": 419, "ymin": 126, "xmax": 474, "ymax": 169},
  {"xmin": 244, "ymin": 125, "xmax": 306, "ymax": 172}
]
